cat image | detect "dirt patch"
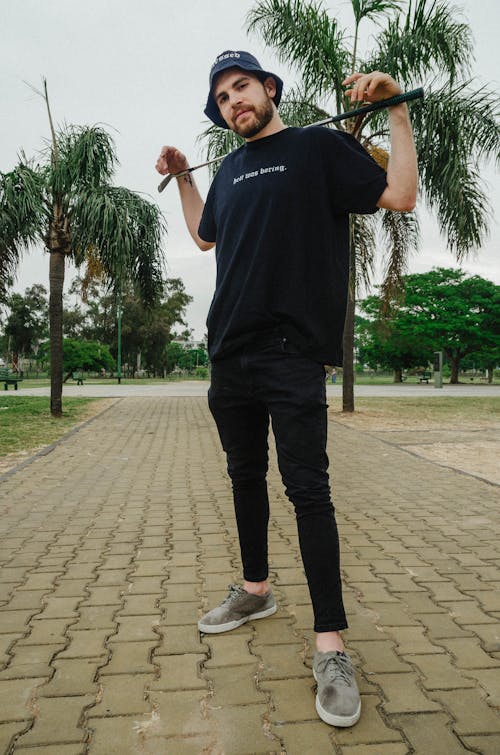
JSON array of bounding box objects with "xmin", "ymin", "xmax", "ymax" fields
[{"xmin": 330, "ymin": 407, "xmax": 500, "ymax": 486}]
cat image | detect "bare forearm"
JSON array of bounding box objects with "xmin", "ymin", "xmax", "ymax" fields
[
  {"xmin": 176, "ymin": 174, "xmax": 214, "ymax": 251},
  {"xmin": 378, "ymin": 103, "xmax": 418, "ymax": 211}
]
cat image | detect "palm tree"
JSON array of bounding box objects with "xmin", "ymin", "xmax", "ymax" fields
[
  {"xmin": 0, "ymin": 81, "xmax": 165, "ymax": 416},
  {"xmin": 203, "ymin": 0, "xmax": 499, "ymax": 410}
]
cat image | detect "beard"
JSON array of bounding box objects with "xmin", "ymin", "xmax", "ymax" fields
[{"xmin": 231, "ymin": 96, "xmax": 275, "ymax": 138}]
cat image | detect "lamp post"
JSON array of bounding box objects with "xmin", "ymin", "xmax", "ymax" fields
[{"xmin": 117, "ymin": 288, "xmax": 122, "ymax": 385}]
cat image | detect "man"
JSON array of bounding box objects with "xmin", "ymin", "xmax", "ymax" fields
[{"xmin": 156, "ymin": 50, "xmax": 417, "ymax": 727}]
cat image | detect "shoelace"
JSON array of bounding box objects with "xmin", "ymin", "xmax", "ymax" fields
[
  {"xmin": 222, "ymin": 584, "xmax": 246, "ymax": 604},
  {"xmin": 318, "ymin": 653, "xmax": 354, "ymax": 687}
]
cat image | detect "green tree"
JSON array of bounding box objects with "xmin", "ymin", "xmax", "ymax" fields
[
  {"xmin": 359, "ymin": 294, "xmax": 430, "ymax": 380},
  {"xmin": 0, "ymin": 81, "xmax": 165, "ymax": 415},
  {"xmin": 203, "ymin": 0, "xmax": 499, "ymax": 410},
  {"xmin": 39, "ymin": 338, "xmax": 115, "ymax": 381},
  {"xmin": 3, "ymin": 284, "xmax": 48, "ymax": 367},
  {"xmin": 363, "ymin": 268, "xmax": 500, "ymax": 383},
  {"xmin": 67, "ymin": 277, "xmax": 192, "ymax": 375}
]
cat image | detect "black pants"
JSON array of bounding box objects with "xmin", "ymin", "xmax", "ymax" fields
[{"xmin": 208, "ymin": 334, "xmax": 347, "ymax": 632}]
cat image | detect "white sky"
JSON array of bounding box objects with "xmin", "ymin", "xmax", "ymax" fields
[{"xmin": 2, "ymin": 0, "xmax": 499, "ymax": 338}]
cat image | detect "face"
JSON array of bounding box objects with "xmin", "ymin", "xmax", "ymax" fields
[{"xmin": 213, "ymin": 69, "xmax": 276, "ymax": 138}]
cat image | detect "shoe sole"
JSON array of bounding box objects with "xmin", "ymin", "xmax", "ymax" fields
[
  {"xmin": 198, "ymin": 604, "xmax": 277, "ymax": 634},
  {"xmin": 313, "ymin": 668, "xmax": 361, "ymax": 728}
]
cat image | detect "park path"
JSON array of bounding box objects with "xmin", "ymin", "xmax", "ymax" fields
[{"xmin": 0, "ymin": 396, "xmax": 499, "ymax": 754}]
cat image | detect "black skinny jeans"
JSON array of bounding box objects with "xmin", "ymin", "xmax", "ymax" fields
[{"xmin": 208, "ymin": 334, "xmax": 347, "ymax": 633}]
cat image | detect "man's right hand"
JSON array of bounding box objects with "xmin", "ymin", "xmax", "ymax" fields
[{"xmin": 155, "ymin": 146, "xmax": 189, "ymax": 176}]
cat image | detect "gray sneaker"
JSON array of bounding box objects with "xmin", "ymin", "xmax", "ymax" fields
[
  {"xmin": 198, "ymin": 584, "xmax": 277, "ymax": 634},
  {"xmin": 313, "ymin": 650, "xmax": 361, "ymax": 727}
]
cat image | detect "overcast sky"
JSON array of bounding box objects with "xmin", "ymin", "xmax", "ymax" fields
[{"xmin": 2, "ymin": 0, "xmax": 499, "ymax": 338}]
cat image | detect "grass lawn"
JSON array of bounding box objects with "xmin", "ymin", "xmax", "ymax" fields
[{"xmin": 0, "ymin": 396, "xmax": 106, "ymax": 457}]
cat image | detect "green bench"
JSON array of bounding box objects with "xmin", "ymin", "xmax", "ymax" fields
[
  {"xmin": 418, "ymin": 371, "xmax": 432, "ymax": 384},
  {"xmin": 72, "ymin": 372, "xmax": 85, "ymax": 385},
  {"xmin": 0, "ymin": 367, "xmax": 23, "ymax": 390}
]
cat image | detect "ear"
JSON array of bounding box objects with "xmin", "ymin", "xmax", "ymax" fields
[{"xmin": 263, "ymin": 76, "xmax": 277, "ymax": 99}]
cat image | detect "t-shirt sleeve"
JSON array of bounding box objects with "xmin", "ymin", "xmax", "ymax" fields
[
  {"xmin": 198, "ymin": 180, "xmax": 217, "ymax": 243},
  {"xmin": 317, "ymin": 128, "xmax": 388, "ymax": 214}
]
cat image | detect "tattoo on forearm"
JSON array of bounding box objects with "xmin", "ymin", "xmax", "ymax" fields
[{"xmin": 183, "ymin": 174, "xmax": 193, "ymax": 187}]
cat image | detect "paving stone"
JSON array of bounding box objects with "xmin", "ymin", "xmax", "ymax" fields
[
  {"xmin": 257, "ymin": 644, "xmax": 311, "ymax": 680},
  {"xmin": 390, "ymin": 712, "xmax": 472, "ymax": 754},
  {"xmin": 383, "ymin": 626, "xmax": 445, "ymax": 655},
  {"xmin": 338, "ymin": 745, "xmax": 408, "ymax": 755},
  {"xmin": 146, "ymin": 689, "xmax": 212, "ymax": 736},
  {"xmin": 435, "ymin": 637, "xmax": 500, "ymax": 669},
  {"xmin": 208, "ymin": 703, "xmax": 281, "ymax": 753},
  {"xmin": 99, "ymin": 640, "xmax": 156, "ymax": 675},
  {"xmin": 80, "ymin": 587, "xmax": 123, "ymax": 606},
  {"xmin": 415, "ymin": 612, "xmax": 473, "ymax": 640},
  {"xmin": 0, "ymin": 678, "xmax": 42, "ymax": 720},
  {"xmin": 150, "ymin": 653, "xmax": 208, "ymax": 690},
  {"xmin": 58, "ymin": 628, "xmax": 110, "ymax": 658},
  {"xmin": 252, "ymin": 617, "xmax": 300, "ymax": 646},
  {"xmin": 204, "ymin": 664, "xmax": 267, "ymax": 705},
  {"xmin": 14, "ymin": 744, "xmax": 84, "ymax": 754},
  {"xmin": 87, "ymin": 673, "xmax": 155, "ymax": 717},
  {"xmin": 0, "ymin": 722, "xmax": 32, "ymax": 753},
  {"xmin": 334, "ymin": 695, "xmax": 403, "ymax": 746},
  {"xmin": 14, "ymin": 695, "xmax": 94, "ymax": 747},
  {"xmin": 109, "ymin": 615, "xmax": 160, "ymax": 642},
  {"xmin": 430, "ymin": 688, "xmax": 500, "ymax": 734},
  {"xmin": 462, "ymin": 623, "xmax": 500, "ymax": 652},
  {"xmin": 461, "ymin": 734, "xmax": 500, "ymax": 754},
  {"xmin": 459, "ymin": 668, "xmax": 500, "ymax": 706},
  {"xmin": 404, "ymin": 653, "xmax": 475, "ymax": 690},
  {"xmin": 264, "ymin": 677, "xmax": 317, "ymax": 721},
  {"xmin": 372, "ymin": 671, "xmax": 442, "ymax": 713},
  {"xmin": 442, "ymin": 600, "xmax": 498, "ymax": 625},
  {"xmin": 0, "ymin": 610, "xmax": 39, "ymax": 634},
  {"xmin": 71, "ymin": 605, "xmax": 117, "ymax": 629},
  {"xmin": 160, "ymin": 601, "xmax": 200, "ymax": 626},
  {"xmin": 203, "ymin": 634, "xmax": 257, "ymax": 668},
  {"xmin": 0, "ymin": 643, "xmax": 63, "ymax": 679},
  {"xmin": 352, "ymin": 640, "xmax": 412, "ymax": 674},
  {"xmin": 38, "ymin": 658, "xmax": 101, "ymax": 696},
  {"xmin": 155, "ymin": 624, "xmax": 209, "ymax": 654},
  {"xmin": 271, "ymin": 721, "xmax": 335, "ymax": 754}
]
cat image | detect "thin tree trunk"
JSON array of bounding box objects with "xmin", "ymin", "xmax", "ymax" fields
[
  {"xmin": 49, "ymin": 250, "xmax": 65, "ymax": 417},
  {"xmin": 342, "ymin": 223, "xmax": 356, "ymax": 412},
  {"xmin": 449, "ymin": 356, "xmax": 460, "ymax": 384},
  {"xmin": 394, "ymin": 368, "xmax": 403, "ymax": 383}
]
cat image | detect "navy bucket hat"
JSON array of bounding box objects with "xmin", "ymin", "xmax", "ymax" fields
[{"xmin": 204, "ymin": 50, "xmax": 284, "ymax": 129}]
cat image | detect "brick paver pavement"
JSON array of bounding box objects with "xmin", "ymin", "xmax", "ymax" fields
[{"xmin": 1, "ymin": 397, "xmax": 499, "ymax": 754}]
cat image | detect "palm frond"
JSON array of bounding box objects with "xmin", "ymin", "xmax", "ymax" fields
[
  {"xmin": 351, "ymin": 0, "xmax": 403, "ymax": 26},
  {"xmin": 369, "ymin": 0, "xmax": 473, "ymax": 86},
  {"xmin": 49, "ymin": 126, "xmax": 117, "ymax": 199},
  {"xmin": 351, "ymin": 213, "xmax": 378, "ymax": 291},
  {"xmin": 197, "ymin": 125, "xmax": 244, "ymax": 179},
  {"xmin": 0, "ymin": 163, "xmax": 47, "ymax": 285},
  {"xmin": 412, "ymin": 84, "xmax": 499, "ymax": 257},
  {"xmin": 246, "ymin": 0, "xmax": 350, "ymax": 112},
  {"xmin": 71, "ymin": 187, "xmax": 166, "ymax": 303},
  {"xmin": 379, "ymin": 210, "xmax": 420, "ymax": 304},
  {"xmin": 278, "ymin": 85, "xmax": 333, "ymax": 126}
]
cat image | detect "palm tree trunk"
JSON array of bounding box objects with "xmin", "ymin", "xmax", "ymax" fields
[
  {"xmin": 49, "ymin": 250, "xmax": 65, "ymax": 417},
  {"xmin": 342, "ymin": 223, "xmax": 356, "ymax": 412}
]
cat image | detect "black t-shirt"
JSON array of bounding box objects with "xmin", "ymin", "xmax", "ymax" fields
[{"xmin": 198, "ymin": 126, "xmax": 387, "ymax": 365}]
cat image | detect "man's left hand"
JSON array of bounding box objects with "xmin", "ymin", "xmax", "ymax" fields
[{"xmin": 342, "ymin": 71, "xmax": 402, "ymax": 105}]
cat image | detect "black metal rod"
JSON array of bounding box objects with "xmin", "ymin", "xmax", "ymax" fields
[{"xmin": 158, "ymin": 87, "xmax": 424, "ymax": 192}]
